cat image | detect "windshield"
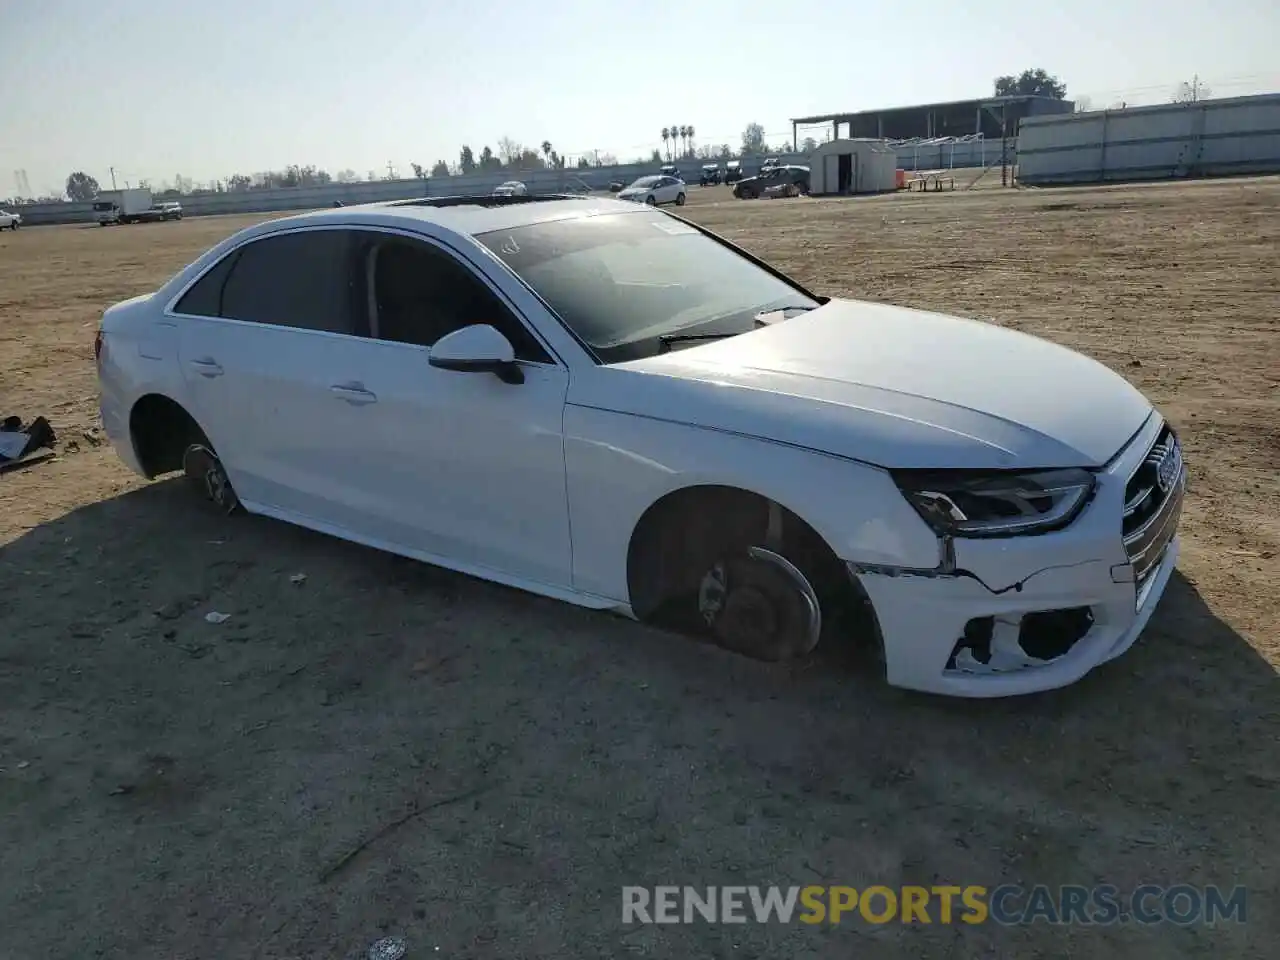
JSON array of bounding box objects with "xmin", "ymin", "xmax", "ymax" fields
[
  {"xmin": 476, "ymin": 210, "xmax": 818, "ymax": 363},
  {"xmin": 629, "ymin": 176, "xmax": 661, "ymax": 188}
]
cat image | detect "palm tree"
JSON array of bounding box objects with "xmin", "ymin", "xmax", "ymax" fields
[
  {"xmin": 670, "ymin": 123, "xmax": 678, "ymax": 159},
  {"xmin": 676, "ymin": 125, "xmax": 686, "ymax": 158},
  {"xmin": 541, "ymin": 141, "xmax": 552, "ymax": 167},
  {"xmin": 686, "ymin": 124, "xmax": 695, "ymax": 157},
  {"xmin": 660, "ymin": 128, "xmax": 670, "ymax": 160}
]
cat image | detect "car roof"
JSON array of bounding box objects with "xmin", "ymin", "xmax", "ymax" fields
[{"xmin": 250, "ymin": 195, "xmax": 648, "ymax": 238}]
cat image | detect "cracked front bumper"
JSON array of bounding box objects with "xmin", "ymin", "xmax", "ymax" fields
[
  {"xmin": 856, "ymin": 536, "xmax": 1179, "ymax": 697},
  {"xmin": 851, "ymin": 414, "xmax": 1184, "ymax": 698}
]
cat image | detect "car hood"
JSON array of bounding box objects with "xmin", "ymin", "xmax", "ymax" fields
[{"xmin": 585, "ymin": 299, "xmax": 1153, "ymax": 470}]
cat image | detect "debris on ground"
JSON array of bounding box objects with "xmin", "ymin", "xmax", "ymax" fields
[
  {"xmin": 0, "ymin": 415, "xmax": 57, "ymax": 473},
  {"xmin": 367, "ymin": 935, "xmax": 407, "ymax": 960},
  {"xmin": 204, "ymin": 611, "xmax": 231, "ymax": 624},
  {"xmin": 289, "ymin": 572, "xmax": 307, "ymax": 585}
]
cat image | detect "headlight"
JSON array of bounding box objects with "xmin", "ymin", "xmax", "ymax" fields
[{"xmin": 892, "ymin": 468, "xmax": 1096, "ymax": 538}]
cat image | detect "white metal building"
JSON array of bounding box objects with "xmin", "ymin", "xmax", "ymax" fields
[{"xmin": 807, "ymin": 138, "xmax": 898, "ymax": 195}]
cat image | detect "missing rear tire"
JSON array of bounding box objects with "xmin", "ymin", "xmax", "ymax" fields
[{"xmin": 182, "ymin": 444, "xmax": 239, "ymax": 514}]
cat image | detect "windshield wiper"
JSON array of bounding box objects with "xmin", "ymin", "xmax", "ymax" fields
[
  {"xmin": 657, "ymin": 304, "xmax": 820, "ymax": 354},
  {"xmin": 657, "ymin": 332, "xmax": 741, "ymax": 354}
]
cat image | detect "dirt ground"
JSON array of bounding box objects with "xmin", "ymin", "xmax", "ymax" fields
[{"xmin": 1, "ymin": 177, "xmax": 1277, "ymax": 959}]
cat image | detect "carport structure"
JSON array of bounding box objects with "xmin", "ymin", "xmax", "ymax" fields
[{"xmin": 791, "ymin": 94, "xmax": 1075, "ymax": 146}]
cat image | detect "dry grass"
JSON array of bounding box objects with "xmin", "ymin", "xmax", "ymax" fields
[{"xmin": 1, "ymin": 177, "xmax": 1278, "ymax": 959}]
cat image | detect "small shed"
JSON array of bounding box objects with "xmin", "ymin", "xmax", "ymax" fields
[{"xmin": 806, "ymin": 138, "xmax": 898, "ymax": 195}]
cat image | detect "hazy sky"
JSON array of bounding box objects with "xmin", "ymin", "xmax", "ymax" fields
[{"xmin": 1, "ymin": 0, "xmax": 1276, "ymax": 195}]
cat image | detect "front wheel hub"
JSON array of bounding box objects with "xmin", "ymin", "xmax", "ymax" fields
[{"xmin": 697, "ymin": 552, "xmax": 821, "ymax": 662}]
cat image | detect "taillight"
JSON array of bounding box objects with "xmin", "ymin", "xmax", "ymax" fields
[{"xmin": 94, "ymin": 330, "xmax": 103, "ymax": 362}]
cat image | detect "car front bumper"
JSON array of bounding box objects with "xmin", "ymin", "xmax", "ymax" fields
[{"xmin": 851, "ymin": 413, "xmax": 1186, "ymax": 697}]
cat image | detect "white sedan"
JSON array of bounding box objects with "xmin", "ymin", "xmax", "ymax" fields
[
  {"xmin": 492, "ymin": 181, "xmax": 528, "ymax": 197},
  {"xmin": 97, "ymin": 196, "xmax": 1184, "ymax": 698},
  {"xmin": 616, "ymin": 175, "xmax": 686, "ymax": 206},
  {"xmin": 0, "ymin": 208, "xmax": 21, "ymax": 230}
]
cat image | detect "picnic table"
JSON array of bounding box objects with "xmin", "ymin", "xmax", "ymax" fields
[{"xmin": 904, "ymin": 172, "xmax": 956, "ymax": 192}]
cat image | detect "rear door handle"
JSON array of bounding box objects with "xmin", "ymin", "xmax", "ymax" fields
[
  {"xmin": 330, "ymin": 383, "xmax": 378, "ymax": 405},
  {"xmin": 189, "ymin": 357, "xmax": 223, "ymax": 377}
]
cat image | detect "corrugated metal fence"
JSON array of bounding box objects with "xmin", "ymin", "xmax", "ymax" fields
[{"xmin": 1017, "ymin": 93, "xmax": 1280, "ymax": 184}]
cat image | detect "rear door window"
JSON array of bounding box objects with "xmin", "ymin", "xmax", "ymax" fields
[{"xmin": 181, "ymin": 230, "xmax": 358, "ymax": 335}]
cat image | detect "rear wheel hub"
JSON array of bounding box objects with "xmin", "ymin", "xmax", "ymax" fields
[{"xmin": 183, "ymin": 444, "xmax": 239, "ymax": 514}]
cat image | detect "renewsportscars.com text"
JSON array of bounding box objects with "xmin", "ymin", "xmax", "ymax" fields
[{"xmin": 621, "ymin": 884, "xmax": 1247, "ymax": 927}]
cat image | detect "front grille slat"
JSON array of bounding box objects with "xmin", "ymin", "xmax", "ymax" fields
[
  {"xmin": 1123, "ymin": 485, "xmax": 1154, "ymax": 519},
  {"xmin": 1122, "ymin": 423, "xmax": 1183, "ymax": 592}
]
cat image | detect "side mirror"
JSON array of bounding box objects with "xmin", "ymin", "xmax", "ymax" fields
[{"xmin": 428, "ymin": 324, "xmax": 525, "ymax": 384}]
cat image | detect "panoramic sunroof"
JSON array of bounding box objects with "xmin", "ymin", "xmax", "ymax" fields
[{"xmin": 388, "ymin": 194, "xmax": 587, "ymax": 209}]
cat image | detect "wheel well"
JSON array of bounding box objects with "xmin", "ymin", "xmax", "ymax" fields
[
  {"xmin": 129, "ymin": 394, "xmax": 206, "ymax": 478},
  {"xmin": 625, "ymin": 485, "xmax": 847, "ymax": 622}
]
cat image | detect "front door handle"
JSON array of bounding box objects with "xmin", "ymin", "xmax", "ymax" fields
[
  {"xmin": 189, "ymin": 357, "xmax": 223, "ymax": 378},
  {"xmin": 330, "ymin": 383, "xmax": 378, "ymax": 405}
]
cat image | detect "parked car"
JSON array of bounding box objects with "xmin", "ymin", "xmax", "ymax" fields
[
  {"xmin": 659, "ymin": 164, "xmax": 681, "ymax": 179},
  {"xmin": 97, "ymin": 195, "xmax": 1185, "ymax": 699},
  {"xmin": 492, "ymin": 181, "xmax": 528, "ymax": 197},
  {"xmin": 0, "ymin": 208, "xmax": 20, "ymax": 230},
  {"xmin": 699, "ymin": 164, "xmax": 722, "ymax": 186},
  {"xmin": 724, "ymin": 160, "xmax": 744, "ymax": 184},
  {"xmin": 734, "ymin": 165, "xmax": 809, "ymax": 199},
  {"xmin": 157, "ymin": 201, "xmax": 183, "ymax": 221},
  {"xmin": 616, "ymin": 175, "xmax": 686, "ymax": 206}
]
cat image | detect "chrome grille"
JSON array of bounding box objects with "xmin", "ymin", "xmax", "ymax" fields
[{"xmin": 1122, "ymin": 424, "xmax": 1185, "ymax": 587}]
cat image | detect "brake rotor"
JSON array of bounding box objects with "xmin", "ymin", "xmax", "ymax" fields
[{"xmin": 698, "ymin": 554, "xmax": 819, "ymax": 662}]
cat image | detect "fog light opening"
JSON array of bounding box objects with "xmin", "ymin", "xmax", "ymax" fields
[
  {"xmin": 1019, "ymin": 607, "xmax": 1094, "ymax": 661},
  {"xmin": 948, "ymin": 607, "xmax": 1095, "ymax": 675},
  {"xmin": 949, "ymin": 616, "xmax": 994, "ymax": 670}
]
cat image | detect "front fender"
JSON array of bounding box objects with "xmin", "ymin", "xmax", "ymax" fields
[{"xmin": 563, "ymin": 405, "xmax": 940, "ymax": 603}]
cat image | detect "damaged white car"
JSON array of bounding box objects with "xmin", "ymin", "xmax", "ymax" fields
[{"xmin": 97, "ymin": 194, "xmax": 1185, "ymax": 697}]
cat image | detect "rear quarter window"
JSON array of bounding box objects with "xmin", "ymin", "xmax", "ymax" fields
[{"xmin": 173, "ymin": 249, "xmax": 240, "ymax": 317}]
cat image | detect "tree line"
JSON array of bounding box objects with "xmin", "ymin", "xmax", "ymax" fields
[
  {"xmin": 37, "ymin": 70, "xmax": 1103, "ymax": 204},
  {"xmin": 45, "ymin": 119, "xmax": 806, "ymax": 203}
]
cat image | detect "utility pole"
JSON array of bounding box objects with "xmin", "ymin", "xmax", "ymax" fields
[{"xmin": 110, "ymin": 166, "xmax": 117, "ymax": 190}]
